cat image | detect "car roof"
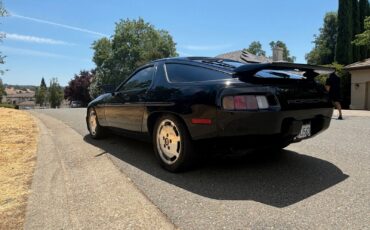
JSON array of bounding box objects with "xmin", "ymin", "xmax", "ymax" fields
[
  {"xmin": 150, "ymin": 57, "xmax": 335, "ymax": 76},
  {"xmin": 151, "ymin": 56, "xmax": 244, "ymax": 72}
]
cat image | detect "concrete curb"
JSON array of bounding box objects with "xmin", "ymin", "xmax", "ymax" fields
[{"xmin": 24, "ymin": 112, "xmax": 175, "ymax": 229}]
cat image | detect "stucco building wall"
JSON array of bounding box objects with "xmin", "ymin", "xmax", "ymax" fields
[{"xmin": 349, "ymin": 69, "xmax": 370, "ymax": 110}]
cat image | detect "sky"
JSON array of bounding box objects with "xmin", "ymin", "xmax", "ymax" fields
[{"xmin": 1, "ymin": 0, "xmax": 338, "ymax": 86}]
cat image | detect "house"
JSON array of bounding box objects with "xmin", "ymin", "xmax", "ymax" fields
[
  {"xmin": 344, "ymin": 59, "xmax": 370, "ymax": 110},
  {"xmin": 4, "ymin": 87, "xmax": 36, "ymax": 108},
  {"xmin": 216, "ymin": 46, "xmax": 284, "ymax": 63}
]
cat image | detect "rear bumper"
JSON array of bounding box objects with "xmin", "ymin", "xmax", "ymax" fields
[{"xmin": 189, "ymin": 108, "xmax": 333, "ymax": 140}]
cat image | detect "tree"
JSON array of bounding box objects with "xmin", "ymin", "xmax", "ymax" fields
[
  {"xmin": 353, "ymin": 16, "xmax": 370, "ymax": 47},
  {"xmin": 0, "ymin": 0, "xmax": 8, "ymax": 75},
  {"xmin": 246, "ymin": 41, "xmax": 266, "ymax": 56},
  {"xmin": 0, "ymin": 77, "xmax": 5, "ymax": 102},
  {"xmin": 48, "ymin": 78, "xmax": 63, "ymax": 108},
  {"xmin": 352, "ymin": 0, "xmax": 361, "ymax": 62},
  {"xmin": 90, "ymin": 18, "xmax": 177, "ymax": 98},
  {"xmin": 35, "ymin": 77, "xmax": 47, "ymax": 106},
  {"xmin": 41, "ymin": 77, "xmax": 46, "ymax": 88},
  {"xmin": 306, "ymin": 12, "xmax": 338, "ymax": 65},
  {"xmin": 358, "ymin": 0, "xmax": 370, "ymax": 58},
  {"xmin": 269, "ymin": 40, "xmax": 296, "ymax": 62},
  {"xmin": 336, "ymin": 0, "xmax": 353, "ymax": 65},
  {"xmin": 92, "ymin": 38, "xmax": 111, "ymax": 68},
  {"xmin": 64, "ymin": 70, "xmax": 93, "ymax": 106}
]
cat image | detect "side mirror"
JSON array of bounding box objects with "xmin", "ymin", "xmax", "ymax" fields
[{"xmin": 101, "ymin": 84, "xmax": 115, "ymax": 94}]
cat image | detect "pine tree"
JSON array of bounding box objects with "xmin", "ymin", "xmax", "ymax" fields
[
  {"xmin": 336, "ymin": 0, "xmax": 353, "ymax": 65},
  {"xmin": 36, "ymin": 77, "xmax": 47, "ymax": 106},
  {"xmin": 41, "ymin": 77, "xmax": 46, "ymax": 88}
]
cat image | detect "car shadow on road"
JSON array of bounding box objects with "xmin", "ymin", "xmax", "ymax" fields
[{"xmin": 83, "ymin": 135, "xmax": 348, "ymax": 208}]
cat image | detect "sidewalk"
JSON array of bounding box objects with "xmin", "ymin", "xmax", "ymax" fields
[
  {"xmin": 25, "ymin": 113, "xmax": 175, "ymax": 229},
  {"xmin": 341, "ymin": 109, "xmax": 370, "ymax": 117}
]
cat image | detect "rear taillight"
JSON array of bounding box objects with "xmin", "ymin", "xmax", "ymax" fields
[{"xmin": 222, "ymin": 95, "xmax": 269, "ymax": 110}]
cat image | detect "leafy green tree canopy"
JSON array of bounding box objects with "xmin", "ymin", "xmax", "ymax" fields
[
  {"xmin": 269, "ymin": 40, "xmax": 296, "ymax": 62},
  {"xmin": 246, "ymin": 41, "xmax": 266, "ymax": 56},
  {"xmin": 353, "ymin": 16, "xmax": 370, "ymax": 47},
  {"xmin": 306, "ymin": 12, "xmax": 338, "ymax": 65},
  {"xmin": 92, "ymin": 38, "xmax": 111, "ymax": 68},
  {"xmin": 48, "ymin": 78, "xmax": 63, "ymax": 108},
  {"xmin": 90, "ymin": 18, "xmax": 177, "ymax": 98}
]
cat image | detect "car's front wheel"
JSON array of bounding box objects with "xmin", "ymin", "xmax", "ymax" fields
[
  {"xmin": 87, "ymin": 107, "xmax": 106, "ymax": 139},
  {"xmin": 153, "ymin": 115, "xmax": 196, "ymax": 172}
]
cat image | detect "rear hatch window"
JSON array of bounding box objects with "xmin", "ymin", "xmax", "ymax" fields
[{"xmin": 256, "ymin": 70, "xmax": 304, "ymax": 80}]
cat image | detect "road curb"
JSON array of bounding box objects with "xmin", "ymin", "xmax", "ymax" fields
[{"xmin": 24, "ymin": 112, "xmax": 176, "ymax": 229}]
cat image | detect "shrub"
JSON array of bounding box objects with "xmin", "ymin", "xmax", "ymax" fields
[{"xmin": 0, "ymin": 103, "xmax": 17, "ymax": 109}]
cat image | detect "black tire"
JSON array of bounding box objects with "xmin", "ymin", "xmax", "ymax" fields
[
  {"xmin": 153, "ymin": 114, "xmax": 196, "ymax": 172},
  {"xmin": 87, "ymin": 107, "xmax": 107, "ymax": 139}
]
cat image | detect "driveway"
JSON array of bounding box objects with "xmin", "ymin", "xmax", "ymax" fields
[{"xmin": 30, "ymin": 108, "xmax": 370, "ymax": 229}]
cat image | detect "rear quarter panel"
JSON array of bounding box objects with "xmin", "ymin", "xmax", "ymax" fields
[{"xmin": 145, "ymin": 62, "xmax": 229, "ymax": 139}]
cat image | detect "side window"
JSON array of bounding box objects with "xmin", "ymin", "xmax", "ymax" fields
[
  {"xmin": 120, "ymin": 66, "xmax": 155, "ymax": 91},
  {"xmin": 165, "ymin": 64, "xmax": 231, "ymax": 82}
]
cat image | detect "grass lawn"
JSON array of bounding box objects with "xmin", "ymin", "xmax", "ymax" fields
[{"xmin": 0, "ymin": 108, "xmax": 38, "ymax": 229}]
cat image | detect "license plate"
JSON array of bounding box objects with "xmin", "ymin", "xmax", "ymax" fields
[{"xmin": 297, "ymin": 123, "xmax": 311, "ymax": 139}]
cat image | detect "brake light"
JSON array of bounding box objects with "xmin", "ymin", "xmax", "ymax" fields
[
  {"xmin": 234, "ymin": 95, "xmax": 247, "ymax": 110},
  {"xmin": 222, "ymin": 95, "xmax": 269, "ymax": 110}
]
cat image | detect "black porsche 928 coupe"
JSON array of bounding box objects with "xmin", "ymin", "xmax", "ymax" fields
[{"xmin": 86, "ymin": 57, "xmax": 334, "ymax": 172}]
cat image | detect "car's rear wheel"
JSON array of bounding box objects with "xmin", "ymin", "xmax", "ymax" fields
[
  {"xmin": 153, "ymin": 115, "xmax": 195, "ymax": 172},
  {"xmin": 87, "ymin": 107, "xmax": 106, "ymax": 139}
]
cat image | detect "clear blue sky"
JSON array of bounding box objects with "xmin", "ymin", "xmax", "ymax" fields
[{"xmin": 1, "ymin": 0, "xmax": 338, "ymax": 86}]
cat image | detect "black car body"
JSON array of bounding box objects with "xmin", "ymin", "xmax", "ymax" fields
[{"xmin": 86, "ymin": 57, "xmax": 334, "ymax": 172}]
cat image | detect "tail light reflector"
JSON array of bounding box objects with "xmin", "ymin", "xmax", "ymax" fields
[{"xmin": 256, "ymin": 95, "xmax": 269, "ymax": 109}]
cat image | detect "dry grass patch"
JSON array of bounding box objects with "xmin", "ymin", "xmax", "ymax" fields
[{"xmin": 0, "ymin": 108, "xmax": 38, "ymax": 229}]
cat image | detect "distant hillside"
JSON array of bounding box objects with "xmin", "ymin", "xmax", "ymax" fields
[{"xmin": 4, "ymin": 84, "xmax": 37, "ymax": 91}]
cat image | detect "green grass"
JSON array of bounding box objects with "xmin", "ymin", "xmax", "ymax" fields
[{"xmin": 0, "ymin": 104, "xmax": 18, "ymax": 109}]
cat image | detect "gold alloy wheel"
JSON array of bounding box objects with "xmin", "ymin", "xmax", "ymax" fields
[
  {"xmin": 88, "ymin": 109, "xmax": 98, "ymax": 136},
  {"xmin": 156, "ymin": 119, "xmax": 182, "ymax": 165}
]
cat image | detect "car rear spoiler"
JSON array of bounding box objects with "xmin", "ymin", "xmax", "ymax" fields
[{"xmin": 233, "ymin": 62, "xmax": 335, "ymax": 78}]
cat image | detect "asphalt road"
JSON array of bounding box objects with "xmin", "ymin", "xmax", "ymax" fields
[{"xmin": 33, "ymin": 108, "xmax": 370, "ymax": 229}]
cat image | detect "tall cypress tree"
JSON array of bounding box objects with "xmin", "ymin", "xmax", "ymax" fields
[
  {"xmin": 336, "ymin": 0, "xmax": 353, "ymax": 65},
  {"xmin": 359, "ymin": 0, "xmax": 369, "ymax": 59},
  {"xmin": 352, "ymin": 0, "xmax": 361, "ymax": 61},
  {"xmin": 368, "ymin": 0, "xmax": 370, "ymax": 58},
  {"xmin": 41, "ymin": 77, "xmax": 46, "ymax": 88}
]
